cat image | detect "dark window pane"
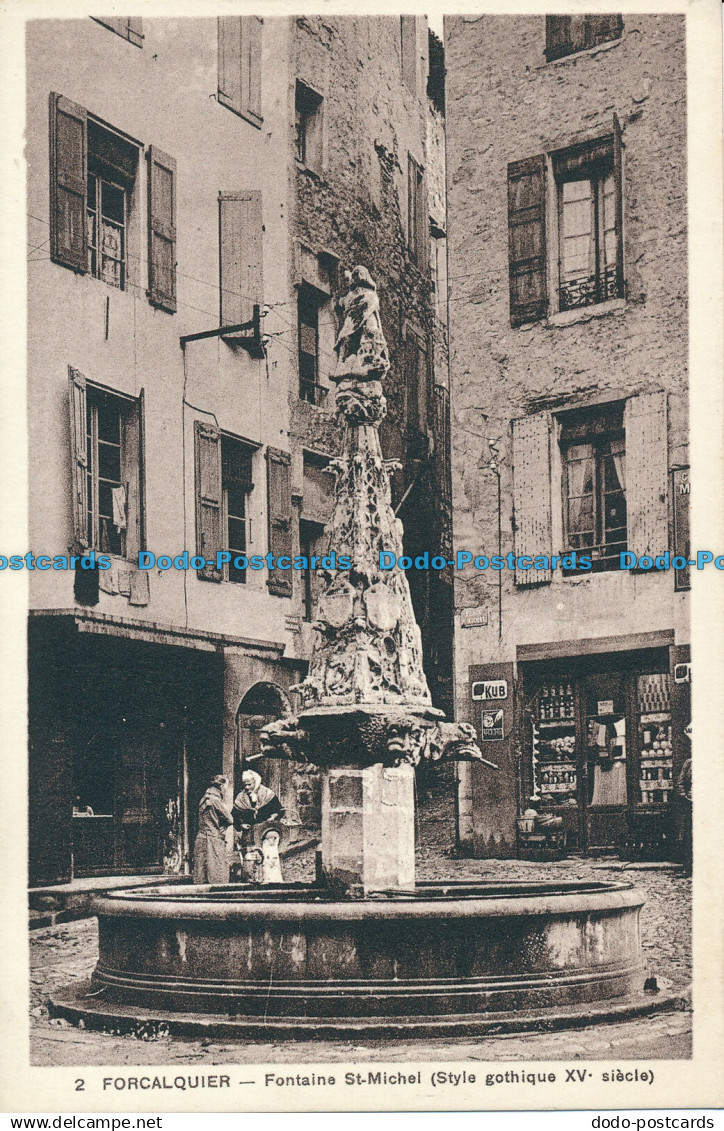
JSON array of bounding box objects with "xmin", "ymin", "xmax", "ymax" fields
[
  {"xmin": 228, "ymin": 517, "xmax": 247, "ymax": 553},
  {"xmin": 97, "ymin": 440, "xmax": 121, "ymax": 482},
  {"xmin": 95, "ymin": 399, "xmax": 121, "ymax": 443},
  {"xmin": 101, "ymin": 181, "xmax": 125, "ymax": 223}
]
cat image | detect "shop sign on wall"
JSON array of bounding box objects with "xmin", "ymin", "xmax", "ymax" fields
[
  {"xmin": 481, "ymin": 709, "xmax": 504, "ymax": 741},
  {"xmin": 461, "ymin": 606, "xmax": 489, "ymax": 628},
  {"xmin": 472, "ymin": 679, "xmax": 508, "ymax": 701},
  {"xmin": 597, "ymin": 700, "xmax": 614, "ymax": 715}
]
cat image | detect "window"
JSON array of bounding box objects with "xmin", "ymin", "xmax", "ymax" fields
[
  {"xmin": 194, "ymin": 422, "xmax": 254, "ymax": 583},
  {"xmin": 222, "ymin": 436, "xmax": 253, "ymax": 584},
  {"xmin": 561, "ymin": 404, "xmax": 626, "ymax": 571},
  {"xmin": 68, "ymin": 368, "xmax": 143, "ymax": 562},
  {"xmin": 546, "ymin": 15, "xmax": 623, "ymax": 62},
  {"xmin": 86, "ymin": 388, "xmax": 126, "ymax": 555},
  {"xmin": 300, "ymin": 453, "xmax": 334, "ymax": 621},
  {"xmin": 404, "ymin": 327, "xmax": 430, "ymax": 455},
  {"xmin": 218, "ymin": 16, "xmax": 263, "ymax": 126},
  {"xmin": 298, "ymin": 285, "xmax": 326, "ymax": 405},
  {"xmin": 49, "ymin": 94, "xmax": 176, "ymax": 310},
  {"xmin": 295, "ymin": 81, "xmax": 323, "ymax": 172},
  {"xmin": 407, "ymin": 154, "xmax": 426, "ymax": 267},
  {"xmin": 299, "ymin": 520, "xmax": 325, "ymax": 622},
  {"xmin": 507, "ymin": 118, "xmax": 623, "ymax": 325},
  {"xmin": 87, "ymin": 118, "xmax": 136, "ymax": 290},
  {"xmin": 554, "ymin": 135, "xmax": 622, "ymax": 312},
  {"xmin": 91, "ymin": 17, "xmax": 143, "ymax": 46}
]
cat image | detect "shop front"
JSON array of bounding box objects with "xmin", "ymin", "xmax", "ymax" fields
[
  {"xmin": 28, "ymin": 615, "xmax": 224, "ymax": 885},
  {"xmin": 516, "ymin": 637, "xmax": 691, "ymax": 858}
]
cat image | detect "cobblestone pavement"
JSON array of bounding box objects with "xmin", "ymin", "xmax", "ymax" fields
[{"xmin": 30, "ymin": 781, "xmax": 692, "ymax": 1066}]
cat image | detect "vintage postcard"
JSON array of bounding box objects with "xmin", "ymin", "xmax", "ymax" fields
[{"xmin": 0, "ymin": 0, "xmax": 722, "ymax": 1116}]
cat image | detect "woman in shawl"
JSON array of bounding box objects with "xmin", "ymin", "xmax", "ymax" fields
[
  {"xmin": 232, "ymin": 769, "xmax": 285, "ymax": 830},
  {"xmin": 192, "ymin": 774, "xmax": 233, "ymax": 884}
]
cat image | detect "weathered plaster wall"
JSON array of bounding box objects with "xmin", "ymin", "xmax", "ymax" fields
[
  {"xmin": 290, "ymin": 15, "xmax": 454, "ymax": 710},
  {"xmin": 445, "ymin": 13, "xmax": 688, "ymax": 680}
]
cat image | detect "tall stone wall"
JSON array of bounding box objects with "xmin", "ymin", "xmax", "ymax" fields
[{"xmin": 445, "ymin": 13, "xmax": 688, "ymax": 674}]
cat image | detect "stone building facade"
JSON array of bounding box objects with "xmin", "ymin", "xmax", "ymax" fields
[
  {"xmin": 445, "ymin": 15, "xmax": 690, "ymax": 858},
  {"xmin": 27, "ymin": 14, "xmax": 449, "ymax": 885}
]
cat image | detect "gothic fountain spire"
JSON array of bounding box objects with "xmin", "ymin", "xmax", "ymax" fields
[{"xmin": 261, "ymin": 266, "xmax": 485, "ymax": 772}]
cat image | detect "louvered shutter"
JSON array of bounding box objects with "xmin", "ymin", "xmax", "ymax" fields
[
  {"xmin": 123, "ymin": 397, "xmax": 143, "ymax": 562},
  {"xmin": 50, "ymin": 94, "xmax": 88, "ymax": 273},
  {"xmin": 147, "ymin": 146, "xmax": 177, "ymax": 312},
  {"xmin": 195, "ymin": 422, "xmax": 223, "ymax": 581},
  {"xmin": 218, "ymin": 16, "xmax": 242, "ymax": 112},
  {"xmin": 625, "ymin": 392, "xmax": 668, "ymax": 560},
  {"xmin": 219, "ymin": 191, "xmax": 263, "ymax": 326},
  {"xmin": 266, "ymin": 448, "xmax": 293, "ymax": 597},
  {"xmin": 68, "ymin": 366, "xmax": 88, "ymax": 549},
  {"xmin": 242, "ymin": 16, "xmax": 263, "ymax": 123},
  {"xmin": 508, "ymin": 156, "xmax": 547, "ymax": 326},
  {"xmin": 512, "ymin": 412, "xmax": 552, "ymax": 585},
  {"xmin": 218, "ymin": 16, "xmax": 262, "ymax": 124},
  {"xmin": 545, "ymin": 16, "xmax": 572, "ymax": 61},
  {"xmin": 585, "ymin": 15, "xmax": 623, "ymax": 49},
  {"xmin": 613, "ymin": 113, "xmax": 625, "ymax": 299}
]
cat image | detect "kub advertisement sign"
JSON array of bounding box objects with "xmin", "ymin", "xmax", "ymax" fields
[{"xmin": 472, "ymin": 679, "xmax": 508, "ymax": 701}]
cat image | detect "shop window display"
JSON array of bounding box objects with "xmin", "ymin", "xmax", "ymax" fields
[
  {"xmin": 535, "ymin": 682, "xmax": 578, "ymax": 809},
  {"xmin": 637, "ymin": 673, "xmax": 673, "ymax": 805}
]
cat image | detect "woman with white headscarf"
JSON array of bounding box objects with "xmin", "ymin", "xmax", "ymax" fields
[{"xmin": 232, "ymin": 769, "xmax": 284, "ymax": 829}]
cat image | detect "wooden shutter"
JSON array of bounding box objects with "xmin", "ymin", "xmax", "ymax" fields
[
  {"xmin": 195, "ymin": 421, "xmax": 223, "ymax": 581},
  {"xmin": 123, "ymin": 397, "xmax": 143, "ymax": 562},
  {"xmin": 512, "ymin": 412, "xmax": 552, "ymax": 585},
  {"xmin": 147, "ymin": 146, "xmax": 177, "ymax": 313},
  {"xmin": 508, "ymin": 156, "xmax": 547, "ymax": 326},
  {"xmin": 68, "ymin": 366, "xmax": 88, "ymax": 549},
  {"xmin": 50, "ymin": 94, "xmax": 88, "ymax": 273},
  {"xmin": 545, "ymin": 16, "xmax": 572, "ymax": 61},
  {"xmin": 218, "ymin": 16, "xmax": 242, "ymax": 112},
  {"xmin": 625, "ymin": 392, "xmax": 668, "ymax": 560},
  {"xmin": 219, "ymin": 190, "xmax": 263, "ymax": 326},
  {"xmin": 266, "ymin": 447, "xmax": 293, "ymax": 597},
  {"xmin": 585, "ymin": 15, "xmax": 623, "ymax": 49},
  {"xmin": 416, "ymin": 165, "xmax": 428, "ymax": 273},
  {"xmin": 242, "ymin": 16, "xmax": 263, "ymax": 123},
  {"xmin": 613, "ymin": 113, "xmax": 625, "ymax": 299},
  {"xmin": 218, "ymin": 16, "xmax": 262, "ymax": 124}
]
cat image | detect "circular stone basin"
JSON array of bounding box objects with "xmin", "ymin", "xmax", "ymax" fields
[{"xmin": 87, "ymin": 879, "xmax": 645, "ymax": 1025}]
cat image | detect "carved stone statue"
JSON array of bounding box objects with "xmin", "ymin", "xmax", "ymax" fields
[{"xmin": 333, "ymin": 266, "xmax": 390, "ymax": 381}]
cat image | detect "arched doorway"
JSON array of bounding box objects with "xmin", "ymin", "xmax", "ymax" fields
[{"xmin": 235, "ymin": 683, "xmax": 292, "ymax": 813}]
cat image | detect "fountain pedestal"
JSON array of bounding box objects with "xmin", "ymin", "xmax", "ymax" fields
[{"xmin": 322, "ymin": 763, "xmax": 415, "ymax": 892}]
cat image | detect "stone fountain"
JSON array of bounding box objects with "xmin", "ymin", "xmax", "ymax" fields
[{"xmin": 49, "ymin": 269, "xmax": 658, "ymax": 1039}]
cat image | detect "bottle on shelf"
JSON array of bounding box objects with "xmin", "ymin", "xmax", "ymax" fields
[
  {"xmin": 540, "ymin": 686, "xmax": 549, "ymax": 721},
  {"xmin": 565, "ymin": 682, "xmax": 574, "ymax": 718}
]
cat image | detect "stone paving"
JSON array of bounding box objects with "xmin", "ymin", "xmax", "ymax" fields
[{"xmin": 30, "ymin": 781, "xmax": 692, "ymax": 1066}]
